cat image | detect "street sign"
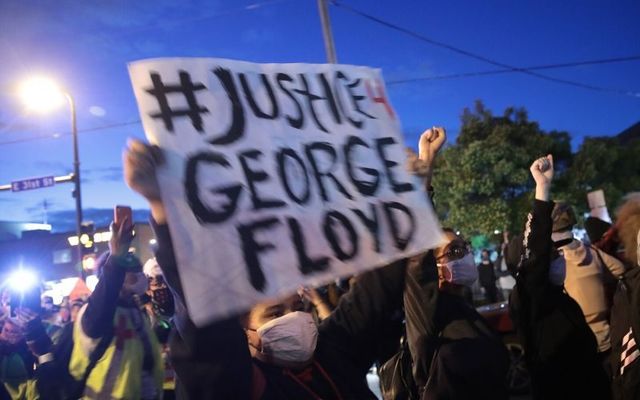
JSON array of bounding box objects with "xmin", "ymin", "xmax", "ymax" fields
[{"xmin": 11, "ymin": 176, "xmax": 56, "ymax": 192}]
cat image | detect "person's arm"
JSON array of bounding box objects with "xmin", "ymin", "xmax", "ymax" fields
[
  {"xmin": 597, "ymin": 248, "xmax": 626, "ymax": 278},
  {"xmin": 151, "ymin": 216, "xmax": 253, "ymax": 400},
  {"xmin": 417, "ymin": 127, "xmax": 446, "ymax": 191},
  {"xmin": 319, "ymin": 258, "xmax": 407, "ymax": 372},
  {"xmin": 124, "ymin": 139, "xmax": 253, "ymax": 399},
  {"xmin": 301, "ymin": 287, "xmax": 333, "ymax": 321},
  {"xmin": 319, "ymin": 126, "xmax": 447, "ymax": 371},
  {"xmin": 517, "ymin": 156, "xmax": 555, "ymax": 296},
  {"xmin": 80, "ymin": 219, "xmax": 132, "ymax": 339},
  {"xmin": 17, "ymin": 309, "xmax": 53, "ymax": 361},
  {"xmin": 403, "ymin": 252, "xmax": 440, "ymax": 388},
  {"xmin": 512, "ymin": 155, "xmax": 562, "ymax": 333},
  {"xmin": 80, "ymin": 255, "xmax": 126, "ymax": 339}
]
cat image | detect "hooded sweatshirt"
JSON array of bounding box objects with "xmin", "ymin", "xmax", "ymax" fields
[{"xmin": 562, "ymin": 239, "xmax": 626, "ymax": 352}]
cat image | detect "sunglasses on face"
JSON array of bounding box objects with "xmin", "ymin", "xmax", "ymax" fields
[{"xmin": 436, "ymin": 241, "xmax": 471, "ymax": 263}]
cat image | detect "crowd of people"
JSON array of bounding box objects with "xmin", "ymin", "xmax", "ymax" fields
[{"xmin": 1, "ymin": 126, "xmax": 640, "ymax": 400}]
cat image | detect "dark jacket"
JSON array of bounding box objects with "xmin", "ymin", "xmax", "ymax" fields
[
  {"xmin": 477, "ymin": 261, "xmax": 497, "ymax": 287},
  {"xmin": 510, "ymin": 200, "xmax": 610, "ymax": 400},
  {"xmin": 610, "ymin": 266, "xmax": 640, "ymax": 400},
  {"xmin": 404, "ymin": 253, "xmax": 509, "ymax": 399},
  {"xmin": 152, "ymin": 220, "xmax": 406, "ymax": 400}
]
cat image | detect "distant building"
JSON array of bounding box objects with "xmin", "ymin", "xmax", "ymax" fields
[{"xmin": 0, "ymin": 221, "xmax": 156, "ymax": 282}]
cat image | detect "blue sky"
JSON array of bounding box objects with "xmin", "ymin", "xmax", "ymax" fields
[{"xmin": 0, "ymin": 0, "xmax": 638, "ymax": 229}]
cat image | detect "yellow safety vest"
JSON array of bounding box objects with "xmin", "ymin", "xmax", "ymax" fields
[{"xmin": 69, "ymin": 306, "xmax": 164, "ymax": 400}]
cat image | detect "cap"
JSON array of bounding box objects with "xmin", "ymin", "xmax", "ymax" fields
[{"xmin": 143, "ymin": 258, "xmax": 163, "ymax": 278}]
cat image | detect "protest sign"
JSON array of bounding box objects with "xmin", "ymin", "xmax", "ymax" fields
[
  {"xmin": 129, "ymin": 58, "xmax": 444, "ymax": 325},
  {"xmin": 587, "ymin": 189, "xmax": 612, "ymax": 223}
]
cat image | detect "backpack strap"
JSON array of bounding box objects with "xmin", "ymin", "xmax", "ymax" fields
[{"xmin": 77, "ymin": 328, "xmax": 115, "ymax": 394}]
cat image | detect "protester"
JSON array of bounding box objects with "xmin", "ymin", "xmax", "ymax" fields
[
  {"xmin": 0, "ymin": 290, "xmax": 52, "ymax": 400},
  {"xmin": 29, "ymin": 293, "xmax": 88, "ymax": 399},
  {"xmin": 0, "ymin": 316, "xmax": 37, "ymax": 400},
  {"xmin": 508, "ymin": 155, "xmax": 610, "ymax": 400},
  {"xmin": 68, "ymin": 218, "xmax": 164, "ymax": 399},
  {"xmin": 380, "ymin": 127, "xmax": 509, "ymax": 400},
  {"xmin": 478, "ymin": 249, "xmax": 500, "ymax": 303},
  {"xmin": 607, "ymin": 193, "xmax": 640, "ymax": 399},
  {"xmin": 143, "ymin": 258, "xmax": 177, "ymax": 400},
  {"xmin": 38, "ymin": 296, "xmax": 63, "ymax": 346},
  {"xmin": 550, "ymin": 201, "xmax": 625, "ymax": 373},
  {"xmin": 124, "ymin": 137, "xmax": 415, "ymax": 399}
]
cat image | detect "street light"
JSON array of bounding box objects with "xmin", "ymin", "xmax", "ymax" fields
[{"xmin": 18, "ymin": 76, "xmax": 84, "ymax": 278}]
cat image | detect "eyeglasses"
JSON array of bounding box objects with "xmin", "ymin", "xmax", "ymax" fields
[{"xmin": 436, "ymin": 241, "xmax": 471, "ymax": 263}]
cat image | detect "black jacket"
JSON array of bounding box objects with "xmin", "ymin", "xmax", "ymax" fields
[
  {"xmin": 610, "ymin": 267, "xmax": 640, "ymax": 400},
  {"xmin": 152, "ymin": 220, "xmax": 406, "ymax": 399},
  {"xmin": 404, "ymin": 253, "xmax": 509, "ymax": 399},
  {"xmin": 510, "ymin": 200, "xmax": 610, "ymax": 400},
  {"xmin": 477, "ymin": 261, "xmax": 496, "ymax": 287}
]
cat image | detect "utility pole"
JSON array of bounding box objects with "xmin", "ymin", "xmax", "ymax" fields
[{"xmin": 317, "ymin": 0, "xmax": 338, "ymax": 63}]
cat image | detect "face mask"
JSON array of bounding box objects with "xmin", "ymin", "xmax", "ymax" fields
[
  {"xmin": 256, "ymin": 311, "xmax": 318, "ymax": 365},
  {"xmin": 151, "ymin": 287, "xmax": 175, "ymax": 316},
  {"xmin": 123, "ymin": 272, "xmax": 149, "ymax": 296},
  {"xmin": 437, "ymin": 253, "xmax": 478, "ymax": 287},
  {"xmin": 549, "ymin": 256, "xmax": 566, "ymax": 286}
]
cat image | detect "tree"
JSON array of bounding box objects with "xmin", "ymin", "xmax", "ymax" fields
[
  {"xmin": 431, "ymin": 100, "xmax": 572, "ymax": 238},
  {"xmin": 562, "ymin": 136, "xmax": 640, "ymax": 216}
]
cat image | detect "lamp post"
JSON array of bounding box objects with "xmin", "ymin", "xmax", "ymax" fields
[{"xmin": 19, "ymin": 77, "xmax": 84, "ymax": 278}]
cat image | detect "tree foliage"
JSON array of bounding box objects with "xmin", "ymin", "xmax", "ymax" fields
[
  {"xmin": 562, "ymin": 136, "xmax": 640, "ymax": 215},
  {"xmin": 431, "ymin": 100, "xmax": 572, "ymax": 237}
]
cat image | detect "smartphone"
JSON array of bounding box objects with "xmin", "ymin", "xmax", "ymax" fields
[{"xmin": 114, "ymin": 205, "xmax": 133, "ymax": 228}]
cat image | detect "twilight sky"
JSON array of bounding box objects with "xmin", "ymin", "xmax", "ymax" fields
[{"xmin": 0, "ymin": 0, "xmax": 638, "ymax": 230}]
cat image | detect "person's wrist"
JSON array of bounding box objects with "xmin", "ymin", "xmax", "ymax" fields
[
  {"xmin": 149, "ymin": 201, "xmax": 166, "ymax": 224},
  {"xmin": 535, "ymin": 184, "xmax": 550, "ymax": 201}
]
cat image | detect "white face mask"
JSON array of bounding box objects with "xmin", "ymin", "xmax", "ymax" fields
[
  {"xmin": 122, "ymin": 272, "xmax": 149, "ymax": 296},
  {"xmin": 256, "ymin": 311, "xmax": 318, "ymax": 365},
  {"xmin": 437, "ymin": 253, "xmax": 478, "ymax": 287},
  {"xmin": 549, "ymin": 256, "xmax": 566, "ymax": 286}
]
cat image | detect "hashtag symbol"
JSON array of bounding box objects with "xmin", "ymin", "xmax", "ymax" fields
[{"xmin": 145, "ymin": 71, "xmax": 209, "ymax": 132}]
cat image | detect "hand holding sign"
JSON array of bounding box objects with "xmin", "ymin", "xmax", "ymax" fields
[
  {"xmin": 124, "ymin": 139, "xmax": 167, "ymax": 223},
  {"xmin": 129, "ymin": 58, "xmax": 444, "ymax": 325}
]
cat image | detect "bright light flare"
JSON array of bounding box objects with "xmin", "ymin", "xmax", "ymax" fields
[
  {"xmin": 7, "ymin": 269, "xmax": 38, "ymax": 293},
  {"xmin": 19, "ymin": 77, "xmax": 65, "ymax": 113}
]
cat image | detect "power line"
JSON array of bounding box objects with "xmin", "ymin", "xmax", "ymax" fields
[
  {"xmin": 0, "ymin": 120, "xmax": 141, "ymax": 147},
  {"xmin": 331, "ymin": 1, "xmax": 640, "ymax": 98},
  {"xmin": 2, "ymin": 54, "xmax": 638, "ymax": 146},
  {"xmin": 387, "ymin": 55, "xmax": 640, "ymax": 85}
]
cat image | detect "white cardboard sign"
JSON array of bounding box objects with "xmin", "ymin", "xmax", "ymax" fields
[{"xmin": 129, "ymin": 58, "xmax": 444, "ymax": 325}]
